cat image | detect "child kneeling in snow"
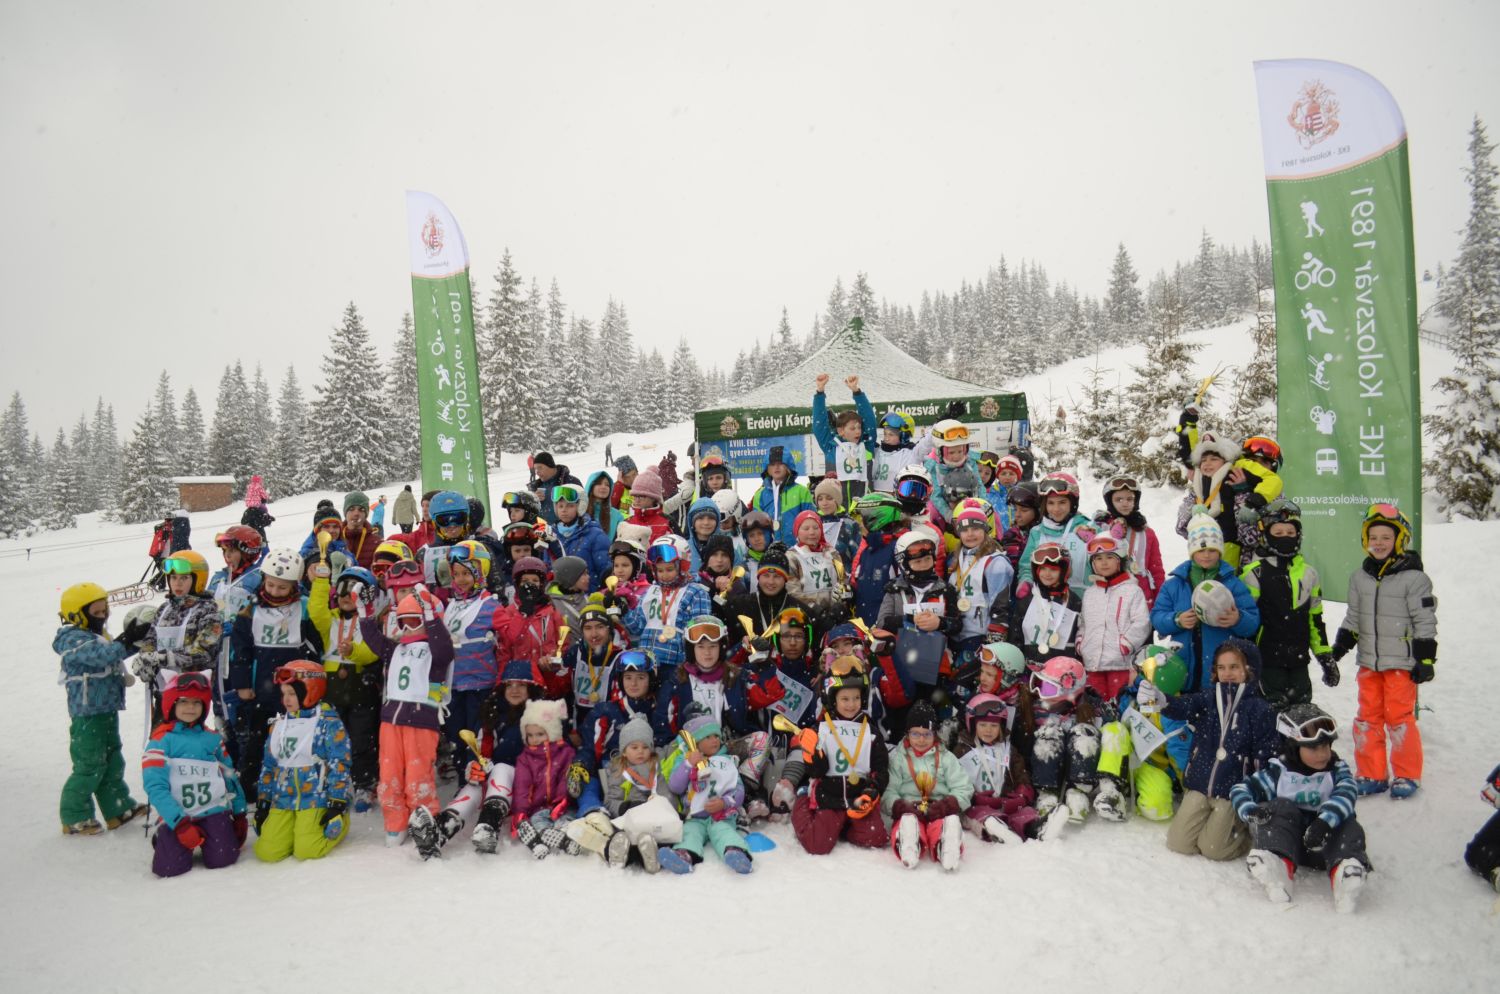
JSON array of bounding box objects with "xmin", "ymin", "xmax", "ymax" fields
[
  {"xmin": 1464, "ymin": 763, "xmax": 1500, "ymax": 893},
  {"xmin": 143, "ymin": 672, "xmax": 247, "ymax": 877},
  {"xmin": 511, "ymin": 699, "xmax": 581, "ymax": 858},
  {"xmin": 1230, "ymin": 703, "xmax": 1369, "ymax": 913},
  {"xmin": 253, "ymin": 661, "xmax": 352, "ymax": 862},
  {"xmin": 884, "ymin": 702, "xmax": 974, "ymax": 869},
  {"xmin": 1020, "ymin": 656, "xmax": 1120, "ymax": 836},
  {"xmin": 955, "ymin": 693, "xmax": 1037, "ymax": 843},
  {"xmin": 660, "ymin": 714, "xmax": 753, "ymax": 874}
]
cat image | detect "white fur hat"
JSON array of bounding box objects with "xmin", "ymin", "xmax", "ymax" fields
[
  {"xmin": 615, "ymin": 521, "xmax": 653, "ymax": 552},
  {"xmin": 1190, "ymin": 431, "xmax": 1242, "ymax": 468},
  {"xmin": 521, "ymin": 699, "xmax": 566, "ymax": 743}
]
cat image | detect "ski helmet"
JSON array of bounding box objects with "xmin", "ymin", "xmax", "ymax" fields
[
  {"xmin": 260, "ymin": 548, "xmax": 304, "ymax": 584},
  {"xmin": 161, "ymin": 671, "xmax": 213, "ymax": 723},
  {"xmin": 894, "ymin": 530, "xmax": 939, "ymax": 576},
  {"xmin": 1008, "ymin": 480, "xmax": 1041, "ymax": 511},
  {"xmin": 684, "ymin": 614, "xmax": 727, "ymax": 646},
  {"xmin": 1361, "ymin": 502, "xmax": 1412, "ymax": 556},
  {"xmin": 647, "ymin": 535, "xmax": 689, "ymax": 567},
  {"xmin": 334, "ymin": 566, "xmax": 377, "ymax": 599},
  {"xmin": 1257, "ymin": 497, "xmax": 1303, "ymax": 556},
  {"xmin": 853, "ymin": 492, "xmax": 905, "ymax": 534},
  {"xmin": 273, "ymin": 659, "xmax": 327, "ymax": 709},
  {"xmin": 502, "ymin": 490, "xmax": 543, "ymax": 519},
  {"xmin": 711, "ymin": 488, "xmax": 742, "ymax": 522},
  {"xmin": 430, "ymin": 491, "xmax": 470, "ymax": 537},
  {"xmin": 1030, "ymin": 656, "xmax": 1086, "ymax": 706},
  {"xmin": 502, "ymin": 521, "xmax": 539, "ymax": 547},
  {"xmin": 1141, "ymin": 644, "xmax": 1188, "ymax": 696},
  {"xmin": 965, "ymin": 692, "xmax": 1010, "ymax": 735},
  {"xmin": 59, "ymin": 582, "xmax": 109, "ymax": 628},
  {"xmin": 1102, "ymin": 475, "xmax": 1142, "ymax": 517},
  {"xmin": 1030, "ymin": 542, "xmax": 1071, "ymax": 586},
  {"xmin": 215, "ymin": 525, "xmax": 264, "ymax": 558},
  {"xmin": 699, "ymin": 454, "xmax": 731, "ymax": 489},
  {"xmin": 774, "ymin": 606, "xmax": 810, "ymax": 647},
  {"xmin": 449, "ymin": 539, "xmax": 491, "ymax": 582},
  {"xmin": 930, "ymin": 418, "xmax": 971, "ymax": 451},
  {"xmin": 394, "ymin": 594, "xmax": 424, "ymax": 629},
  {"xmin": 878, "ymin": 410, "xmax": 915, "ymax": 443},
  {"xmin": 1242, "ymin": 435, "xmax": 1283, "ymax": 472},
  {"xmin": 162, "ymin": 550, "xmax": 210, "ymax": 595},
  {"xmin": 939, "ymin": 466, "xmax": 982, "ymax": 509},
  {"xmin": 467, "ymin": 497, "xmax": 488, "ymax": 530},
  {"xmin": 1276, "ymin": 702, "xmax": 1338, "ymax": 746},
  {"xmin": 1037, "ymin": 472, "xmax": 1081, "ymax": 515},
  {"xmin": 1085, "ymin": 530, "xmax": 1130, "ymax": 572},
  {"xmin": 822, "ymin": 655, "xmax": 870, "ymax": 709},
  {"xmin": 1192, "ymin": 579, "xmax": 1236, "ymax": 627},
  {"xmin": 978, "ymin": 641, "xmax": 1028, "ymax": 688},
  {"xmin": 511, "ymin": 556, "xmax": 548, "ymax": 583}
]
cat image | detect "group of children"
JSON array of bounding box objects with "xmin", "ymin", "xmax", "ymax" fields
[{"xmin": 54, "ymin": 381, "xmax": 1487, "ymax": 909}]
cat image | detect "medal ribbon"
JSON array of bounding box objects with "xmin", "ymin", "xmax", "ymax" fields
[{"xmin": 822, "ymin": 713, "xmax": 869, "ymax": 781}]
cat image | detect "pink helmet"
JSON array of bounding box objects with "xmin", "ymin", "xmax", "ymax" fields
[{"xmin": 1031, "ymin": 656, "xmax": 1086, "ymax": 705}]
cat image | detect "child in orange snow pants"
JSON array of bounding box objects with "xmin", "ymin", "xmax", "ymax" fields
[{"xmin": 379, "ymin": 724, "xmax": 441, "ymax": 833}]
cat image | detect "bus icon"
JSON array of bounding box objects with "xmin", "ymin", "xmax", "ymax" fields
[{"xmin": 1314, "ymin": 449, "xmax": 1339, "ymax": 475}]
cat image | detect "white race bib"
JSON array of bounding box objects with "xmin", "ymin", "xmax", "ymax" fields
[
  {"xmin": 1275, "ymin": 767, "xmax": 1336, "ymax": 810},
  {"xmin": 573, "ymin": 651, "xmax": 615, "ymax": 710},
  {"xmin": 153, "ymin": 623, "xmax": 187, "ymax": 652},
  {"xmin": 167, "ymin": 759, "xmax": 228, "ymax": 813},
  {"xmin": 794, "ymin": 549, "xmax": 837, "ymax": 594},
  {"xmin": 252, "ymin": 605, "xmax": 297, "ymax": 649},
  {"xmin": 386, "ymin": 642, "xmax": 436, "ymax": 705},
  {"xmin": 959, "ymin": 741, "xmax": 1010, "ymax": 794},
  {"xmin": 871, "ymin": 446, "xmax": 914, "ymax": 492},
  {"xmin": 835, "ymin": 440, "xmax": 867, "ymax": 483},
  {"xmin": 768, "ymin": 674, "xmax": 814, "ymax": 724},
  {"xmin": 689, "ymin": 677, "xmax": 726, "ymax": 722},
  {"xmin": 267, "ymin": 716, "xmax": 319, "ymax": 768},
  {"xmin": 817, "ymin": 718, "xmax": 872, "ymax": 778},
  {"xmin": 687, "ymin": 754, "xmax": 742, "ymax": 817},
  {"xmin": 444, "ymin": 594, "xmax": 491, "ymax": 651},
  {"xmin": 1021, "ymin": 597, "xmax": 1077, "ymax": 649}
]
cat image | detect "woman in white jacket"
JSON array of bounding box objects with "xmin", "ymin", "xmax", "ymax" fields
[{"xmin": 1077, "ymin": 531, "xmax": 1151, "ymax": 701}]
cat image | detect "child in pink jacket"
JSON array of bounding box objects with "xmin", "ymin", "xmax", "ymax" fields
[
  {"xmin": 511, "ymin": 699, "xmax": 580, "ymax": 858},
  {"xmin": 1076, "ymin": 531, "xmax": 1151, "ymax": 701}
]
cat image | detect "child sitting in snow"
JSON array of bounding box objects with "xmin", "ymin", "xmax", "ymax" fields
[
  {"xmin": 143, "ymin": 672, "xmax": 247, "ymax": 876},
  {"xmin": 570, "ymin": 714, "xmax": 680, "ymax": 872},
  {"xmin": 1465, "ymin": 763, "xmax": 1500, "ymax": 894},
  {"xmin": 660, "ymin": 713, "xmax": 754, "ymax": 874},
  {"xmin": 1231, "ymin": 703, "xmax": 1369, "ymax": 913},
  {"xmin": 511, "ymin": 698, "xmax": 582, "ymax": 859},
  {"xmin": 253, "ymin": 661, "xmax": 352, "ymax": 863},
  {"xmin": 884, "ymin": 702, "xmax": 974, "ymax": 870},
  {"xmin": 955, "ymin": 692, "xmax": 1037, "ymax": 843},
  {"xmin": 1020, "ymin": 655, "xmax": 1120, "ymax": 835}
]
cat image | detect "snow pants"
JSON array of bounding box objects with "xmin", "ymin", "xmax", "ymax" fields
[
  {"xmin": 326, "ymin": 666, "xmax": 381, "ymax": 792},
  {"xmin": 234, "ymin": 699, "xmax": 274, "ymax": 804},
  {"xmin": 1354, "ymin": 667, "xmax": 1422, "ymax": 782},
  {"xmin": 1030, "ymin": 721, "xmax": 1100, "ymax": 793},
  {"xmin": 1465, "ymin": 811, "xmax": 1500, "ymax": 881},
  {"xmin": 964, "ymin": 786, "xmax": 1038, "ymax": 839},
  {"xmin": 152, "ymin": 811, "xmax": 240, "ymax": 877},
  {"xmin": 678, "ymin": 816, "xmax": 748, "ymax": 861},
  {"xmin": 1166, "ymin": 790, "xmax": 1249, "ymax": 860},
  {"xmin": 1251, "ymin": 798, "xmax": 1368, "ymax": 870},
  {"xmin": 1086, "ymin": 670, "xmax": 1133, "ymax": 702},
  {"xmin": 791, "ymin": 795, "xmax": 889, "ymax": 854},
  {"xmin": 378, "ymin": 723, "xmax": 440, "ymax": 833},
  {"xmin": 444, "ymin": 687, "xmax": 489, "ymax": 767},
  {"xmin": 60, "ymin": 713, "xmax": 139, "ymax": 825},
  {"xmin": 1259, "ymin": 661, "xmax": 1313, "ymax": 711},
  {"xmin": 254, "ymin": 806, "xmax": 347, "ymax": 862},
  {"xmin": 440, "ymin": 762, "xmax": 517, "ymax": 838}
]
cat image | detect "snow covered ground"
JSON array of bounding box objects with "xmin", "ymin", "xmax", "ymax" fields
[{"xmin": 2, "ymin": 326, "xmax": 1497, "ymax": 993}]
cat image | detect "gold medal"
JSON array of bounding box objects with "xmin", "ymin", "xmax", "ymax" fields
[
  {"xmin": 657, "ymin": 625, "xmax": 677, "ymax": 642},
  {"xmin": 848, "ymin": 774, "xmax": 862, "ymax": 786},
  {"xmin": 958, "ymin": 597, "xmax": 972, "ymax": 612}
]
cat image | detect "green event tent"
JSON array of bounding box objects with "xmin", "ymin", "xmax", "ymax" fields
[{"xmin": 693, "ymin": 318, "xmax": 1030, "ymax": 480}]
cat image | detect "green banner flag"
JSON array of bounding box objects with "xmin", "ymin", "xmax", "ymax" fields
[
  {"xmin": 405, "ymin": 191, "xmax": 492, "ymax": 523},
  {"xmin": 1254, "ymin": 60, "xmax": 1422, "ymax": 588}
]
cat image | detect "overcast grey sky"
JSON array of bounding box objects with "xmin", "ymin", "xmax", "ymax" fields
[{"xmin": 3, "ymin": 0, "xmax": 1497, "ymax": 438}]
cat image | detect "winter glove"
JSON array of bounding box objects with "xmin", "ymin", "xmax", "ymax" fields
[
  {"xmin": 320, "ymin": 801, "xmax": 347, "ymax": 840},
  {"xmin": 566, "ymin": 762, "xmax": 590, "ymax": 799},
  {"xmin": 254, "ymin": 799, "xmax": 271, "ymax": 834},
  {"xmin": 1317, "ymin": 653, "xmax": 1340, "ymax": 688},
  {"xmin": 329, "ymin": 551, "xmax": 350, "ymax": 583},
  {"xmin": 1014, "ymin": 581, "xmax": 1032, "ymax": 601},
  {"xmin": 1244, "ymin": 802, "xmax": 1275, "ymax": 828},
  {"xmin": 848, "ymin": 787, "xmax": 881, "ymax": 819},
  {"xmin": 414, "ymin": 585, "xmax": 442, "ymax": 620},
  {"xmin": 770, "ymin": 779, "xmax": 797, "ymax": 814},
  {"xmin": 748, "ymin": 637, "xmax": 773, "ymax": 663},
  {"xmin": 465, "ymin": 759, "xmax": 493, "ymax": 786},
  {"xmin": 1330, "ymin": 628, "xmax": 1357, "ymax": 662},
  {"xmin": 1411, "ymin": 638, "xmax": 1437, "ymax": 684},
  {"xmin": 1136, "ymin": 680, "xmax": 1168, "ymax": 714},
  {"xmin": 1303, "ymin": 817, "xmax": 1333, "ymax": 853},
  {"xmin": 232, "ymin": 814, "xmax": 248, "ymax": 847},
  {"xmin": 1410, "ymin": 659, "xmax": 1435, "ymax": 685},
  {"xmin": 433, "ymin": 554, "xmax": 452, "ymax": 589},
  {"xmin": 928, "ymin": 796, "xmax": 961, "ymax": 819},
  {"xmin": 116, "ymin": 618, "xmax": 151, "ymax": 650},
  {"xmin": 1178, "ymin": 405, "xmax": 1200, "ymax": 430},
  {"xmin": 1481, "ymin": 765, "xmax": 1500, "ymax": 810},
  {"xmin": 174, "ymin": 820, "xmax": 207, "ymax": 851}
]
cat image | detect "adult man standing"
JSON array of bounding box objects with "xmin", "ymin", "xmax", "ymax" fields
[
  {"xmin": 529, "ymin": 451, "xmax": 582, "ymax": 525},
  {"xmin": 342, "ymin": 491, "xmax": 384, "ymax": 569},
  {"xmin": 393, "ymin": 484, "xmax": 418, "ymax": 532}
]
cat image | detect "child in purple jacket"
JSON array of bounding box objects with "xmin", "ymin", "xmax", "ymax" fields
[
  {"xmin": 511, "ymin": 699, "xmax": 581, "ymax": 858},
  {"xmin": 659, "ymin": 714, "xmax": 753, "ymax": 875}
]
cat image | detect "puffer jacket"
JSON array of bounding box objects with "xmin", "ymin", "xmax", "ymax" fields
[
  {"xmin": 512, "ymin": 739, "xmax": 576, "ymax": 819},
  {"xmin": 556, "ymin": 513, "xmax": 612, "ymax": 589},
  {"xmin": 1018, "ymin": 511, "xmax": 1094, "ymax": 598},
  {"xmin": 1077, "ymin": 572, "xmax": 1151, "ymax": 673},
  {"xmin": 256, "ymin": 702, "xmax": 352, "ymax": 810},
  {"xmin": 440, "ymin": 589, "xmax": 505, "ymax": 692},
  {"xmin": 1335, "ymin": 552, "xmax": 1437, "ymax": 673},
  {"xmin": 143, "ymin": 719, "xmax": 246, "ymax": 827},
  {"xmin": 1163, "ymin": 638, "xmax": 1279, "ymax": 798},
  {"xmin": 54, "ymin": 625, "xmax": 132, "ymax": 718},
  {"xmin": 307, "ymin": 575, "xmax": 381, "ymax": 674},
  {"xmin": 132, "ymin": 594, "xmax": 224, "ymax": 685},
  {"xmin": 883, "ymin": 741, "xmax": 976, "ymax": 814},
  {"xmin": 229, "ymin": 597, "xmax": 324, "ymax": 710},
  {"xmin": 1150, "ymin": 559, "xmax": 1261, "ymax": 694}
]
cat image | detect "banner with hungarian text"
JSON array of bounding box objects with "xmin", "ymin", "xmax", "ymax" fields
[
  {"xmin": 1253, "ymin": 60, "xmax": 1421, "ymax": 588},
  {"xmin": 405, "ymin": 191, "xmax": 492, "ymax": 524}
]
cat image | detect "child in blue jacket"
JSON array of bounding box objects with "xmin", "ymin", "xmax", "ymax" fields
[
  {"xmin": 1150, "ymin": 514, "xmax": 1260, "ymax": 694},
  {"xmin": 143, "ymin": 672, "xmax": 247, "ymax": 876},
  {"xmin": 811, "ymin": 373, "xmax": 878, "ymax": 508},
  {"xmin": 253, "ymin": 660, "xmax": 352, "ymax": 863}
]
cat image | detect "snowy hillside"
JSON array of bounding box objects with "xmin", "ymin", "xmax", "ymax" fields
[{"xmin": 2, "ymin": 326, "xmax": 1496, "ymax": 994}]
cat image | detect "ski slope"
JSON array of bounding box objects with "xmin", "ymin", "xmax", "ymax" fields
[{"xmin": 1, "ymin": 325, "xmax": 1496, "ymax": 994}]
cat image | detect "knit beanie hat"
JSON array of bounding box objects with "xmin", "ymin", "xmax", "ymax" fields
[
  {"xmin": 1186, "ymin": 512, "xmax": 1224, "ymax": 553},
  {"xmin": 814, "ymin": 478, "xmax": 844, "ymax": 505},
  {"xmin": 631, "ymin": 468, "xmax": 665, "ymax": 502},
  {"xmin": 704, "ymin": 533, "xmax": 735, "ymax": 563},
  {"xmin": 533, "ymin": 451, "xmax": 557, "ymax": 470},
  {"xmin": 313, "ymin": 505, "xmax": 342, "ymax": 528},
  {"xmin": 683, "ymin": 713, "xmax": 722, "ymax": 744},
  {"xmin": 552, "ymin": 556, "xmax": 589, "ymax": 593},
  {"xmin": 618, "ymin": 714, "xmax": 655, "ymax": 752},
  {"xmin": 343, "ymin": 491, "xmax": 370, "ymax": 513},
  {"xmin": 906, "ymin": 700, "xmax": 938, "ymax": 733},
  {"xmin": 614, "ymin": 455, "xmax": 637, "ymax": 476},
  {"xmin": 758, "ymin": 543, "xmax": 791, "ymax": 576}
]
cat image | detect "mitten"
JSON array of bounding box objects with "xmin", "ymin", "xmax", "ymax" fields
[
  {"xmin": 1330, "ymin": 628, "xmax": 1356, "ymax": 662},
  {"xmin": 465, "ymin": 759, "xmax": 492, "ymax": 785},
  {"xmin": 928, "ymin": 796, "xmax": 961, "ymax": 819},
  {"xmin": 1411, "ymin": 638, "xmax": 1437, "ymax": 684},
  {"xmin": 1317, "ymin": 653, "xmax": 1340, "ymax": 688},
  {"xmin": 1303, "ymin": 817, "xmax": 1333, "ymax": 852},
  {"xmin": 770, "ymin": 779, "xmax": 797, "ymax": 813},
  {"xmin": 174, "ymin": 820, "xmax": 206, "ymax": 851},
  {"xmin": 232, "ymin": 813, "xmax": 248, "ymax": 847}
]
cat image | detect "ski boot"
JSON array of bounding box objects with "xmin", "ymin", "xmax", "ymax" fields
[
  {"xmin": 62, "ymin": 819, "xmax": 103, "ymax": 836},
  {"xmin": 896, "ymin": 813, "xmax": 922, "ymax": 868},
  {"xmin": 1246, "ymin": 849, "xmax": 1293, "ymax": 903},
  {"xmin": 352, "ymin": 788, "xmax": 375, "ymax": 814},
  {"xmin": 1034, "ymin": 790, "xmax": 1060, "ymax": 819},
  {"xmin": 105, "ymin": 803, "xmax": 149, "ymax": 830},
  {"xmin": 1355, "ymin": 777, "xmax": 1389, "ymax": 796},
  {"xmin": 516, "ymin": 820, "xmax": 550, "ymax": 859},
  {"xmin": 605, "ymin": 829, "xmax": 633, "ymax": 868},
  {"xmin": 1390, "ymin": 778, "xmax": 1421, "ymax": 800},
  {"xmin": 1064, "ymin": 787, "xmax": 1091, "ymax": 823},
  {"xmin": 723, "ymin": 847, "xmax": 753, "ymax": 874},
  {"xmin": 409, "ymin": 808, "xmax": 441, "ymax": 860},
  {"xmin": 567, "ymin": 811, "xmax": 617, "ymax": 855},
  {"xmin": 637, "ymin": 835, "xmax": 661, "ymax": 874},
  {"xmin": 1093, "ymin": 778, "xmax": 1127, "ymax": 823},
  {"xmin": 938, "ymin": 814, "xmax": 964, "ymax": 871},
  {"xmin": 657, "ymin": 847, "xmax": 695, "ymax": 874},
  {"xmin": 982, "ymin": 815, "xmax": 1023, "ymax": 844},
  {"xmin": 385, "ymin": 830, "xmax": 408, "ymax": 848},
  {"xmin": 1332, "ymin": 858, "xmax": 1366, "ymax": 913},
  {"xmin": 540, "ymin": 825, "xmax": 580, "ymax": 856}
]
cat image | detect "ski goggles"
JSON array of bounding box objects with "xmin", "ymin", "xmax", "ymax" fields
[
  {"xmin": 171, "ymin": 672, "xmax": 212, "ymax": 693},
  {"xmin": 700, "ymin": 454, "xmax": 727, "ymax": 470},
  {"xmin": 879, "ymin": 412, "xmax": 910, "ymax": 431},
  {"xmin": 447, "ymin": 545, "xmax": 488, "ymax": 569},
  {"xmin": 1366, "ymin": 502, "xmax": 1402, "ymax": 521},
  {"xmin": 162, "ymin": 558, "xmax": 198, "ymax": 576},
  {"xmin": 1086, "ymin": 536, "xmax": 1124, "ymax": 557},
  {"xmin": 617, "ymin": 650, "xmax": 654, "ymax": 673},
  {"xmin": 1278, "ymin": 712, "xmax": 1338, "ymax": 745},
  {"xmin": 968, "ymin": 701, "xmax": 1008, "ymax": 726},
  {"xmin": 646, "ymin": 543, "xmax": 683, "ymax": 565},
  {"xmin": 977, "ymin": 645, "xmax": 1011, "ymax": 667},
  {"xmin": 684, "ymin": 619, "xmax": 726, "ymax": 643},
  {"xmin": 396, "ymin": 612, "xmax": 424, "ymax": 630},
  {"xmin": 1031, "ymin": 675, "xmax": 1068, "ymax": 700},
  {"xmin": 434, "ymin": 510, "xmax": 469, "ymax": 529},
  {"xmin": 1036, "ymin": 478, "xmax": 1075, "ymax": 497},
  {"xmin": 1243, "ymin": 436, "xmax": 1282, "ymax": 463},
  {"xmin": 903, "ymin": 542, "xmax": 937, "ymax": 561},
  {"xmin": 1105, "ymin": 476, "xmax": 1140, "ymax": 492},
  {"xmin": 501, "ymin": 491, "xmax": 532, "ymax": 508},
  {"xmin": 931, "ymin": 424, "xmax": 970, "ymax": 443},
  {"xmin": 385, "ymin": 560, "xmax": 423, "ymax": 582},
  {"xmin": 272, "ymin": 664, "xmax": 321, "ymax": 686},
  {"xmin": 978, "ymin": 451, "xmax": 1002, "ymax": 469},
  {"xmin": 1031, "ymin": 545, "xmax": 1069, "ymax": 569},
  {"xmin": 895, "ymin": 478, "xmax": 931, "ymax": 501},
  {"xmin": 777, "ymin": 607, "xmax": 808, "ymax": 630},
  {"xmin": 551, "ymin": 484, "xmax": 582, "ymax": 505}
]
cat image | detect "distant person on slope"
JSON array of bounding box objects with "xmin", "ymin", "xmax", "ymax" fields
[
  {"xmin": 393, "ymin": 485, "xmax": 418, "ymax": 533},
  {"xmin": 244, "ymin": 475, "xmax": 268, "ymax": 509}
]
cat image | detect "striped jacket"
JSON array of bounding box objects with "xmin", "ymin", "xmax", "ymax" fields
[{"xmin": 1231, "ymin": 754, "xmax": 1357, "ymax": 829}]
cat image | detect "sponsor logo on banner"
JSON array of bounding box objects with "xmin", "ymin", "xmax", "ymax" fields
[
  {"xmin": 1287, "ymin": 80, "xmax": 1341, "ymax": 149},
  {"xmin": 420, "ymin": 212, "xmax": 444, "ymax": 257},
  {"xmin": 979, "ymin": 396, "xmax": 1000, "ymax": 420},
  {"xmin": 720, "ymin": 415, "xmax": 740, "ymax": 438}
]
